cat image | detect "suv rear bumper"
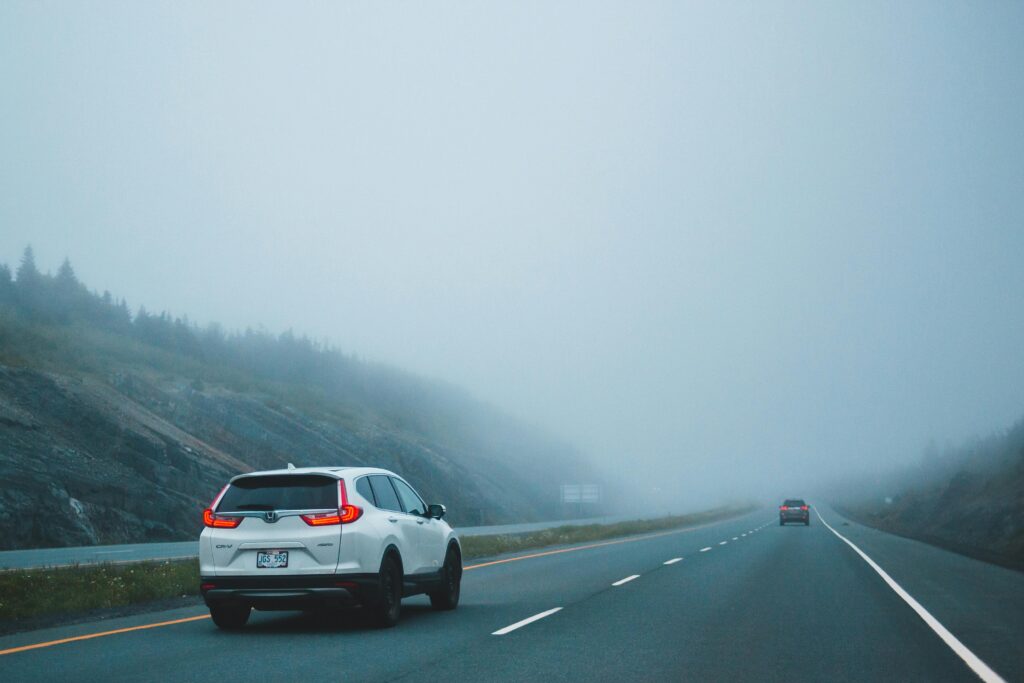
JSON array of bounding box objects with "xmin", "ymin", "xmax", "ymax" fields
[
  {"xmin": 780, "ymin": 513, "xmax": 809, "ymax": 523},
  {"xmin": 201, "ymin": 574, "xmax": 379, "ymax": 611}
]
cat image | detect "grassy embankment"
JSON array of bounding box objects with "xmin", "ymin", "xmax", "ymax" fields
[
  {"xmin": 0, "ymin": 505, "xmax": 751, "ymax": 625},
  {"xmin": 0, "ymin": 560, "xmax": 197, "ymax": 623}
]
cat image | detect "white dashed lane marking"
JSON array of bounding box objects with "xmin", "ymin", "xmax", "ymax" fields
[
  {"xmin": 492, "ymin": 608, "xmax": 563, "ymax": 636},
  {"xmin": 612, "ymin": 574, "xmax": 641, "ymax": 587},
  {"xmin": 663, "ymin": 557, "xmax": 683, "ymax": 565}
]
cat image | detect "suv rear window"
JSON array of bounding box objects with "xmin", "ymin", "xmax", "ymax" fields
[
  {"xmin": 784, "ymin": 499, "xmax": 805, "ymax": 507},
  {"xmin": 218, "ymin": 475, "xmax": 339, "ymax": 511}
]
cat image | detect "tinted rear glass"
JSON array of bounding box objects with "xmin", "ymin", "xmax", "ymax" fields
[
  {"xmin": 218, "ymin": 475, "xmax": 338, "ymax": 511},
  {"xmin": 369, "ymin": 475, "xmax": 402, "ymax": 512},
  {"xmin": 356, "ymin": 477, "xmax": 376, "ymax": 505},
  {"xmin": 784, "ymin": 500, "xmax": 805, "ymax": 507}
]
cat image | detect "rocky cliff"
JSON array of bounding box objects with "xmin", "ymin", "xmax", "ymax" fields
[{"xmin": 0, "ymin": 362, "xmax": 586, "ymax": 549}]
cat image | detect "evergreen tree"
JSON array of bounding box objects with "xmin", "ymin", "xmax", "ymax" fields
[
  {"xmin": 14, "ymin": 245, "xmax": 54, "ymax": 319},
  {"xmin": 115, "ymin": 298, "xmax": 132, "ymax": 328},
  {"xmin": 0, "ymin": 263, "xmax": 14, "ymax": 306},
  {"xmin": 15, "ymin": 245, "xmax": 39, "ymax": 285},
  {"xmin": 52, "ymin": 257, "xmax": 86, "ymax": 321},
  {"xmin": 55, "ymin": 258, "xmax": 79, "ymax": 289}
]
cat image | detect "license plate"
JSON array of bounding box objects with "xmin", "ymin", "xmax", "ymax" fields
[{"xmin": 257, "ymin": 550, "xmax": 288, "ymax": 568}]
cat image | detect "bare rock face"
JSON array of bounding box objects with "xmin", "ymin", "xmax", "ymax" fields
[
  {"xmin": 0, "ymin": 366, "xmax": 232, "ymax": 549},
  {"xmin": 0, "ymin": 365, "xmax": 571, "ymax": 550}
]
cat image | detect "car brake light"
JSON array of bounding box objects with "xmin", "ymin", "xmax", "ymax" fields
[
  {"xmin": 203, "ymin": 485, "xmax": 242, "ymax": 528},
  {"xmin": 339, "ymin": 504, "xmax": 362, "ymax": 523},
  {"xmin": 301, "ymin": 479, "xmax": 362, "ymax": 526},
  {"xmin": 780, "ymin": 505, "xmax": 788, "ymax": 511},
  {"xmin": 302, "ymin": 511, "xmax": 342, "ymax": 525},
  {"xmin": 203, "ymin": 508, "xmax": 242, "ymax": 528},
  {"xmin": 801, "ymin": 505, "xmax": 808, "ymax": 511}
]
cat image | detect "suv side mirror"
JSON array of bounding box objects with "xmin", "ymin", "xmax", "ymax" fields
[{"xmin": 427, "ymin": 504, "xmax": 446, "ymax": 520}]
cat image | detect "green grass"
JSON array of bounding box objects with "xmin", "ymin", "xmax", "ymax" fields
[
  {"xmin": 460, "ymin": 505, "xmax": 751, "ymax": 560},
  {"xmin": 0, "ymin": 560, "xmax": 198, "ymax": 622},
  {"xmin": 0, "ymin": 505, "xmax": 751, "ymax": 624}
]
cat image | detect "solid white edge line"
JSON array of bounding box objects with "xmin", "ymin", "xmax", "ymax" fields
[
  {"xmin": 663, "ymin": 557, "xmax": 683, "ymax": 565},
  {"xmin": 612, "ymin": 574, "xmax": 641, "ymax": 586},
  {"xmin": 814, "ymin": 508, "xmax": 1006, "ymax": 683},
  {"xmin": 492, "ymin": 607, "xmax": 563, "ymax": 635},
  {"xmin": 700, "ymin": 547, "xmax": 712, "ymax": 552}
]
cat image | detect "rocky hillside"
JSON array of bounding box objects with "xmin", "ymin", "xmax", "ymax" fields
[
  {"xmin": 0, "ymin": 250, "xmax": 594, "ymax": 549},
  {"xmin": 839, "ymin": 417, "xmax": 1024, "ymax": 570}
]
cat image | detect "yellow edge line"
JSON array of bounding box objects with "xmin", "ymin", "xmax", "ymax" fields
[
  {"xmin": 0, "ymin": 615, "xmax": 210, "ymax": 656},
  {"xmin": 0, "ymin": 514, "xmax": 748, "ymax": 657}
]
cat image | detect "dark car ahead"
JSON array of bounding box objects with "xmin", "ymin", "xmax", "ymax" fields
[{"xmin": 779, "ymin": 499, "xmax": 810, "ymax": 526}]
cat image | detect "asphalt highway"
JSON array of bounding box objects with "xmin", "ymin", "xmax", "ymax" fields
[{"xmin": 1, "ymin": 505, "xmax": 1020, "ymax": 682}]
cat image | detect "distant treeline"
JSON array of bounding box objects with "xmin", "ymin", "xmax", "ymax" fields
[
  {"xmin": 0, "ymin": 245, "xmax": 349, "ymax": 382},
  {"xmin": 0, "ymin": 246, "xmax": 572, "ymax": 462},
  {"xmin": 2, "ymin": 245, "xmax": 350, "ymax": 374},
  {"xmin": 0, "ymin": 246, "xmax": 460, "ymax": 430}
]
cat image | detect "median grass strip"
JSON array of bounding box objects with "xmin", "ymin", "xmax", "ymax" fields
[
  {"xmin": 460, "ymin": 505, "xmax": 751, "ymax": 560},
  {"xmin": 0, "ymin": 559, "xmax": 198, "ymax": 624},
  {"xmin": 0, "ymin": 505, "xmax": 752, "ymax": 627}
]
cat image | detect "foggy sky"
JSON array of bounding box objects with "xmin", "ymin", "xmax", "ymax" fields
[{"xmin": 3, "ymin": 2, "xmax": 1023, "ymax": 501}]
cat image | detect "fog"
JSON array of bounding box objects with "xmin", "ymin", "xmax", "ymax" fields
[{"xmin": 3, "ymin": 2, "xmax": 1023, "ymax": 508}]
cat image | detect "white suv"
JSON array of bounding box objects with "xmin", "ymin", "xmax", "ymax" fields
[{"xmin": 199, "ymin": 466, "xmax": 462, "ymax": 629}]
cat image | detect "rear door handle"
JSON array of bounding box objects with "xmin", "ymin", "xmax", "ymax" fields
[
  {"xmin": 388, "ymin": 516, "xmax": 398, "ymax": 523},
  {"xmin": 416, "ymin": 519, "xmax": 425, "ymax": 525}
]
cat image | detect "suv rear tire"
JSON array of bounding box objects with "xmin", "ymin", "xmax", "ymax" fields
[
  {"xmin": 368, "ymin": 555, "xmax": 402, "ymax": 628},
  {"xmin": 210, "ymin": 604, "xmax": 250, "ymax": 630},
  {"xmin": 429, "ymin": 546, "xmax": 462, "ymax": 611}
]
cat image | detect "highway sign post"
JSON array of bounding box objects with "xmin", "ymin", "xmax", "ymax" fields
[{"xmin": 560, "ymin": 484, "xmax": 602, "ymax": 517}]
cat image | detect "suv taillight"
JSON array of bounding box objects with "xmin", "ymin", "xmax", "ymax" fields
[
  {"xmin": 301, "ymin": 479, "xmax": 362, "ymax": 526},
  {"xmin": 204, "ymin": 483, "xmax": 242, "ymax": 528},
  {"xmin": 780, "ymin": 505, "xmax": 788, "ymax": 511},
  {"xmin": 801, "ymin": 505, "xmax": 808, "ymax": 511},
  {"xmin": 203, "ymin": 485, "xmax": 243, "ymax": 528},
  {"xmin": 203, "ymin": 508, "xmax": 242, "ymax": 528}
]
